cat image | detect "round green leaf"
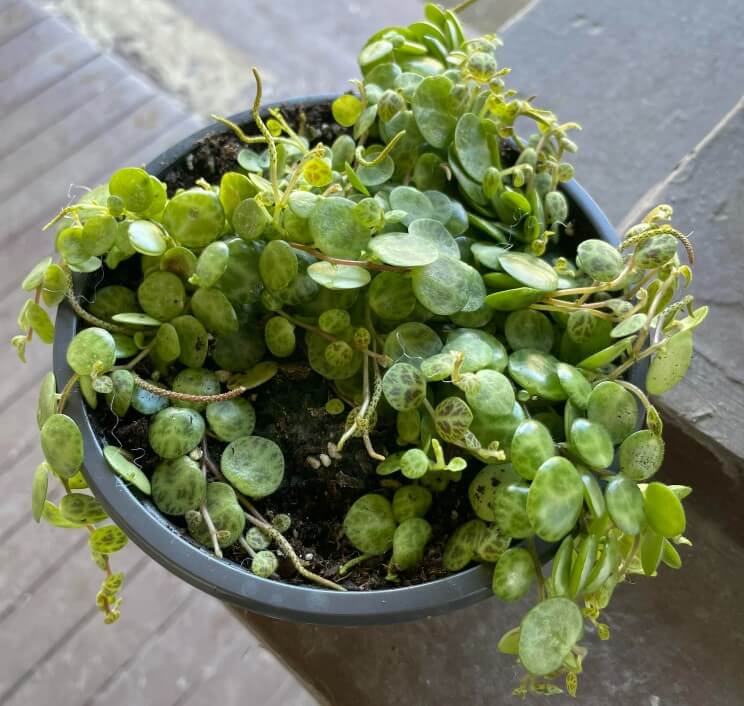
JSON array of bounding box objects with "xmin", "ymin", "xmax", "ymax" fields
[
  {"xmin": 569, "ymin": 418, "xmax": 614, "ymax": 469},
  {"xmin": 492, "ymin": 547, "xmax": 535, "ymax": 601},
  {"xmin": 171, "ymin": 315, "xmax": 209, "ymax": 368},
  {"xmin": 643, "ymin": 482, "xmax": 686, "ymax": 537},
  {"xmin": 485, "ymin": 287, "xmax": 543, "ymax": 311},
  {"xmin": 221, "ymin": 435, "xmax": 285, "ymax": 499},
  {"xmin": 442, "ymin": 519, "xmax": 483, "ymax": 571},
  {"xmin": 66, "ymin": 327, "xmax": 116, "ymax": 375},
  {"xmin": 635, "ymin": 233, "xmax": 678, "ymax": 269},
  {"xmin": 587, "ymin": 381, "xmax": 637, "ymax": 444},
  {"xmin": 128, "ymin": 220, "xmax": 167, "ymax": 256},
  {"xmin": 59, "ymin": 492, "xmax": 107, "ymax": 524},
  {"xmin": 109, "ymin": 167, "xmax": 152, "ymax": 212},
  {"xmin": 105, "ymin": 369, "xmax": 134, "ymax": 417},
  {"xmin": 492, "ymin": 482, "xmax": 533, "ymax": 538},
  {"xmin": 151, "ymin": 455, "xmax": 205, "ymax": 515},
  {"xmin": 191, "ymin": 287, "xmax": 239, "ymax": 335},
  {"xmin": 556, "ymin": 363, "xmax": 592, "ymax": 409},
  {"xmin": 401, "ymin": 448, "xmax": 430, "ymax": 479},
  {"xmin": 576, "ymin": 239, "xmax": 624, "ymax": 282},
  {"xmin": 498, "ymin": 252, "xmax": 558, "ymax": 292},
  {"xmin": 434, "ymin": 396, "xmax": 473, "ymax": 442},
  {"xmin": 137, "ymin": 271, "xmax": 186, "ymax": 321},
  {"xmin": 505, "ymin": 309, "xmax": 554, "ymax": 352},
  {"xmin": 463, "ymin": 369, "xmax": 515, "ymax": 417},
  {"xmin": 407, "ymin": 218, "xmax": 460, "ymax": 259},
  {"xmin": 392, "ymin": 517, "xmax": 432, "ymax": 570},
  {"xmin": 454, "ymin": 112, "xmax": 494, "ymax": 181},
  {"xmin": 111, "ymin": 312, "xmax": 161, "ymax": 327},
  {"xmin": 611, "ymin": 313, "xmax": 647, "ymax": 338},
  {"xmin": 369, "ymin": 271, "xmax": 416, "ymax": 320},
  {"xmin": 468, "ymin": 465, "xmax": 512, "ymax": 521},
  {"xmin": 511, "ymin": 419, "xmax": 555, "ymax": 480},
  {"xmin": 41, "ymin": 414, "xmax": 83, "ymax": 478},
  {"xmin": 412, "ymin": 255, "xmax": 469, "ymax": 315},
  {"xmin": 393, "ymin": 484, "xmax": 432, "ymax": 523},
  {"xmin": 382, "ymin": 363, "xmax": 427, "ymax": 411},
  {"xmin": 148, "ymin": 408, "xmax": 205, "ymax": 459},
  {"xmin": 309, "ymin": 197, "xmax": 370, "ymax": 258},
  {"xmin": 605, "ymin": 476, "xmax": 645, "ymax": 535},
  {"xmin": 163, "ymin": 189, "xmax": 225, "ymax": 248},
  {"xmin": 619, "ymin": 430, "xmax": 664, "ymax": 480},
  {"xmin": 89, "ymin": 525, "xmax": 128, "ymax": 554},
  {"xmin": 307, "ymin": 261, "xmax": 372, "ymax": 290},
  {"xmin": 519, "ymin": 598, "xmax": 584, "ymax": 675},
  {"xmin": 103, "ymin": 445, "xmax": 152, "ymax": 494},
  {"xmin": 412, "ymin": 74, "xmax": 455, "ymax": 149},
  {"xmin": 259, "ymin": 240, "xmax": 298, "ymax": 291},
  {"xmin": 383, "ymin": 322, "xmax": 443, "ymax": 365},
  {"xmin": 646, "ymin": 330, "xmax": 693, "ymax": 395},
  {"xmin": 172, "ymin": 368, "xmax": 221, "ymax": 411},
  {"xmin": 192, "ymin": 241, "xmax": 230, "ymax": 288},
  {"xmin": 527, "ymin": 457, "xmax": 584, "ymax": 541},
  {"xmin": 186, "ymin": 482, "xmax": 245, "ymax": 549},
  {"xmin": 37, "ymin": 371, "xmax": 57, "ymax": 429},
  {"xmin": 508, "ymin": 349, "xmax": 567, "ymax": 402},
  {"xmin": 343, "ymin": 494, "xmax": 396, "ymax": 555},
  {"xmin": 32, "ymin": 463, "xmax": 49, "ymax": 522}
]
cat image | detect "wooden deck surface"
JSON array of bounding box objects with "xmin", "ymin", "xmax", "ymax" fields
[{"xmin": 0, "ymin": 2, "xmax": 316, "ymax": 704}]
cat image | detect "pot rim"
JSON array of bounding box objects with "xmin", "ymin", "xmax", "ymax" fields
[{"xmin": 53, "ymin": 96, "xmax": 621, "ymax": 625}]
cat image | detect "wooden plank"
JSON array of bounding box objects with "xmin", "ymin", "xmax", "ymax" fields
[
  {"xmin": 2, "ymin": 556, "xmax": 193, "ymax": 706},
  {"xmin": 0, "ymin": 53, "xmax": 126, "ymax": 158},
  {"xmin": 0, "ymin": 446, "xmax": 46, "ymax": 536},
  {"xmin": 0, "ymin": 0, "xmax": 44, "ymax": 47},
  {"xmin": 620, "ymin": 97, "xmax": 744, "ymax": 473},
  {"xmin": 87, "ymin": 594, "xmax": 246, "ymax": 706},
  {"xmin": 0, "ymin": 95, "xmax": 191, "ymax": 293},
  {"xmin": 0, "ymin": 524, "xmax": 86, "ymax": 620},
  {"xmin": 0, "ymin": 16, "xmax": 75, "ymax": 81},
  {"xmin": 0, "ymin": 540, "xmax": 146, "ymax": 700},
  {"xmin": 177, "ymin": 634, "xmax": 318, "ymax": 706},
  {"xmin": 0, "ymin": 33, "xmax": 97, "ymax": 114},
  {"xmin": 0, "ymin": 382, "xmax": 47, "ymax": 474},
  {"xmin": 0, "ymin": 74, "xmax": 154, "ymax": 198}
]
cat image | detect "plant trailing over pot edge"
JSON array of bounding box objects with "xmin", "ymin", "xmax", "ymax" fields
[{"xmin": 13, "ymin": 2, "xmax": 706, "ymax": 697}]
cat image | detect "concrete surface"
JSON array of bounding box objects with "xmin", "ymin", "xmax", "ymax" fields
[
  {"xmin": 621, "ymin": 97, "xmax": 744, "ymax": 476},
  {"xmin": 236, "ymin": 424, "xmax": 744, "ymax": 705},
  {"xmin": 499, "ymin": 0, "xmax": 744, "ymax": 224}
]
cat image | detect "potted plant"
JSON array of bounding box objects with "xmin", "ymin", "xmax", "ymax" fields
[{"xmin": 13, "ymin": 3, "xmax": 705, "ymax": 697}]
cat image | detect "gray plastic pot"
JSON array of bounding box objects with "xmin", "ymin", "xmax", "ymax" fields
[{"xmin": 53, "ymin": 96, "xmax": 623, "ymax": 626}]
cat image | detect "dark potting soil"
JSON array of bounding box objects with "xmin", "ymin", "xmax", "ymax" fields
[{"xmin": 92, "ymin": 365, "xmax": 468, "ymax": 590}]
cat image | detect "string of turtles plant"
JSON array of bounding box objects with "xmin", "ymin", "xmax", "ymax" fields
[{"xmin": 13, "ymin": 2, "xmax": 706, "ymax": 696}]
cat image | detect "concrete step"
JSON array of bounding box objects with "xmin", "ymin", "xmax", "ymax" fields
[
  {"xmin": 621, "ymin": 97, "xmax": 744, "ymax": 476},
  {"xmin": 498, "ymin": 0, "xmax": 744, "ymax": 225},
  {"xmin": 235, "ymin": 423, "xmax": 744, "ymax": 706}
]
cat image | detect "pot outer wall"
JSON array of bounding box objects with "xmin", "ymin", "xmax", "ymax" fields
[{"xmin": 53, "ymin": 97, "xmax": 642, "ymax": 626}]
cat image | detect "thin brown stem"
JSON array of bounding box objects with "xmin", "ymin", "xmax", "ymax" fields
[
  {"xmin": 288, "ymin": 242, "xmax": 408, "ymax": 272},
  {"xmin": 243, "ymin": 513, "xmax": 345, "ymax": 591},
  {"xmin": 131, "ymin": 373, "xmax": 247, "ymax": 402},
  {"xmin": 66, "ymin": 275, "xmax": 132, "ymax": 335},
  {"xmin": 57, "ymin": 373, "xmax": 81, "ymax": 413},
  {"xmin": 201, "ymin": 495, "xmax": 223, "ymax": 559}
]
